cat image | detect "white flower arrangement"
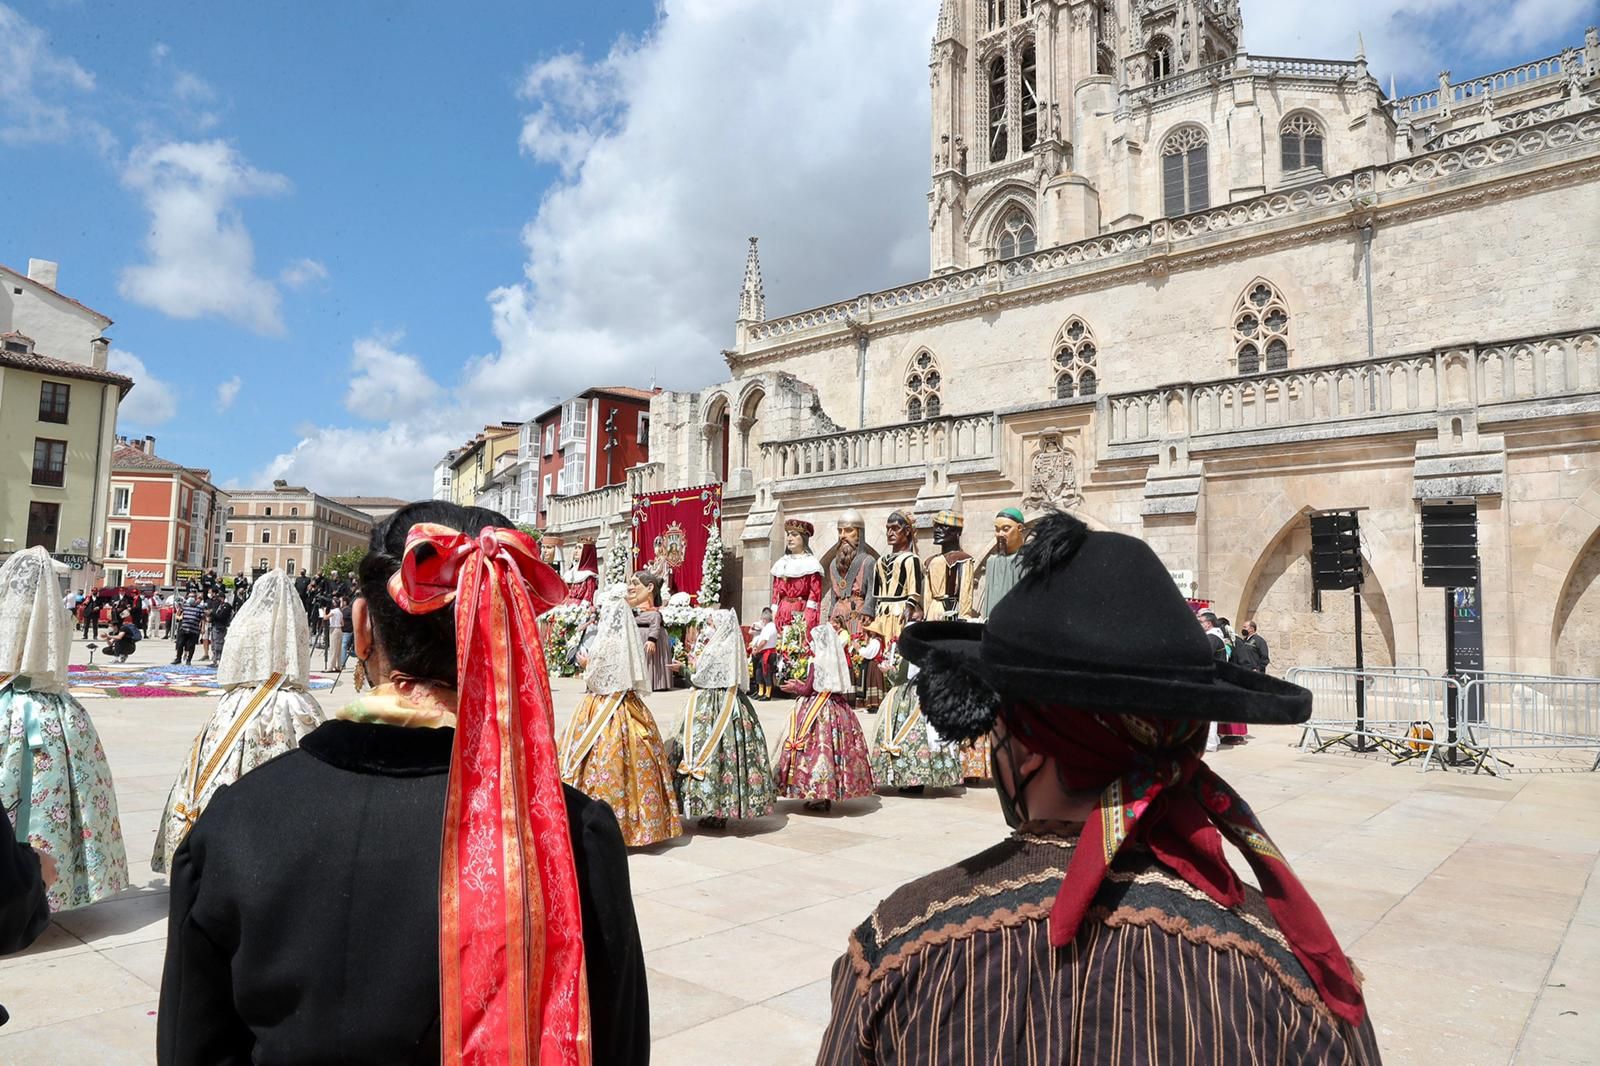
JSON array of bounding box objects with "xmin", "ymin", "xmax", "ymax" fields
[{"xmin": 698, "ymin": 530, "xmax": 724, "ymax": 606}]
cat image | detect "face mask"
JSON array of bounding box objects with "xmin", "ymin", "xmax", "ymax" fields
[{"xmin": 991, "ymin": 729, "xmax": 1042, "ymax": 831}]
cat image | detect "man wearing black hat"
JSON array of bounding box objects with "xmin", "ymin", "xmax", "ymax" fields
[{"xmin": 816, "ymin": 512, "xmax": 1380, "ymax": 1065}]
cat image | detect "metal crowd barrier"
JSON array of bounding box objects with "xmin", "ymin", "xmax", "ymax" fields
[
  {"xmin": 1287, "ymin": 667, "xmax": 1458, "ymax": 772},
  {"xmin": 1456, "ymin": 674, "xmax": 1600, "ymax": 773}
]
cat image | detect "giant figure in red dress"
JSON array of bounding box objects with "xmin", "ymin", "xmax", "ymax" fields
[{"xmin": 770, "ymin": 518, "xmax": 823, "ymax": 632}]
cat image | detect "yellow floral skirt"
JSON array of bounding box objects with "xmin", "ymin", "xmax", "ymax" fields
[{"xmin": 559, "ymin": 690, "xmax": 682, "ymax": 847}]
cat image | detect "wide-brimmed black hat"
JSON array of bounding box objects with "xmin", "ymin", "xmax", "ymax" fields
[{"xmin": 899, "ymin": 512, "xmax": 1310, "ymax": 741}]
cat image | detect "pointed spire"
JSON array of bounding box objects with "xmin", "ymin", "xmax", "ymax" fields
[
  {"xmin": 737, "ymin": 236, "xmax": 765, "ymax": 324},
  {"xmin": 1389, "ymin": 73, "xmax": 1397, "ymax": 101},
  {"xmin": 1356, "ymin": 31, "xmax": 1367, "ymax": 61}
]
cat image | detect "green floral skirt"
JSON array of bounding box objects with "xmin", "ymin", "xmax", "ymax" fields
[
  {"xmin": 870, "ymin": 684, "xmax": 962, "ymax": 789},
  {"xmin": 668, "ymin": 687, "xmax": 777, "ymax": 821}
]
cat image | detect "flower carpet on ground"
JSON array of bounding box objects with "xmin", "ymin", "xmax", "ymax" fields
[{"xmin": 67, "ymin": 662, "xmax": 337, "ymax": 699}]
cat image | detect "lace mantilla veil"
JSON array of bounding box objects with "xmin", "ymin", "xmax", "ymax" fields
[
  {"xmin": 216, "ymin": 569, "xmax": 312, "ymax": 689},
  {"xmin": 809, "ymin": 623, "xmax": 853, "ymax": 694},
  {"xmin": 0, "ymin": 547, "xmax": 71, "ymax": 692},
  {"xmin": 584, "ymin": 585, "xmax": 650, "ymax": 696},
  {"xmin": 690, "ymin": 609, "xmax": 749, "ymax": 692}
]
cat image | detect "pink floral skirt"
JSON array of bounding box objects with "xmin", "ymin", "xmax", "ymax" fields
[{"xmin": 774, "ymin": 692, "xmax": 874, "ymax": 802}]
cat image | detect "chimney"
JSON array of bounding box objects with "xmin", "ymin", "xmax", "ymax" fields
[
  {"xmin": 90, "ymin": 337, "xmax": 109, "ymax": 370},
  {"xmin": 144, "ymin": 435, "xmax": 156, "ymax": 455},
  {"xmin": 27, "ymin": 259, "xmax": 60, "ymax": 290},
  {"xmin": 273, "ymin": 479, "xmax": 288, "ymax": 490}
]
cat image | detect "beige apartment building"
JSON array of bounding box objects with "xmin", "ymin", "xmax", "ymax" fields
[{"xmin": 222, "ymin": 481, "xmax": 373, "ymax": 579}]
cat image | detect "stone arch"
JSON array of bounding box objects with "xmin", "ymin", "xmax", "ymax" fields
[
  {"xmin": 1522, "ymin": 480, "xmax": 1600, "ymax": 673},
  {"xmin": 736, "ymin": 381, "xmax": 766, "ymax": 471},
  {"xmin": 963, "ymin": 181, "xmax": 1038, "ymax": 248},
  {"xmin": 703, "ymin": 390, "xmax": 732, "ymax": 482},
  {"xmin": 1234, "ymin": 505, "xmax": 1398, "ymax": 673},
  {"xmin": 1553, "ymin": 527, "xmax": 1600, "ymax": 676}
]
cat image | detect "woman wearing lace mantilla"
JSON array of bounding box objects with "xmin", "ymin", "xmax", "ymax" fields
[
  {"xmin": 774, "ymin": 620, "xmax": 874, "ymax": 812},
  {"xmin": 0, "ymin": 547, "xmax": 127, "ymax": 912},
  {"xmin": 671, "ymin": 609, "xmax": 775, "ymax": 829},
  {"xmin": 559, "ymin": 585, "xmax": 682, "ymax": 846},
  {"xmin": 151, "ymin": 569, "xmax": 325, "ymax": 873}
]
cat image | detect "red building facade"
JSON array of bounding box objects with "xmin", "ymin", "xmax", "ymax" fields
[{"xmin": 529, "ymin": 386, "xmax": 655, "ymax": 528}]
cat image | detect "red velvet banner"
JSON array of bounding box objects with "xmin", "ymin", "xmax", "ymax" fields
[{"xmin": 631, "ymin": 484, "xmax": 722, "ymax": 603}]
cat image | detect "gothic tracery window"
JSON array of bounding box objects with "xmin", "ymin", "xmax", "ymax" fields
[
  {"xmin": 987, "ymin": 0, "xmax": 1007, "ymax": 31},
  {"xmin": 1149, "ymin": 36, "xmax": 1173, "ymax": 81},
  {"xmin": 988, "ymin": 55, "xmax": 1009, "ymax": 162},
  {"xmin": 906, "ymin": 350, "xmax": 943, "ymax": 422},
  {"xmin": 996, "ymin": 207, "xmax": 1037, "ymax": 259},
  {"xmin": 1021, "ymin": 45, "xmax": 1039, "ymax": 150},
  {"xmin": 1161, "ymin": 126, "xmax": 1210, "ymax": 217},
  {"xmin": 1054, "ymin": 317, "xmax": 1099, "ymax": 399},
  {"xmin": 1280, "ymin": 113, "xmax": 1326, "ymax": 175},
  {"xmin": 1232, "ymin": 280, "xmax": 1291, "ymax": 375}
]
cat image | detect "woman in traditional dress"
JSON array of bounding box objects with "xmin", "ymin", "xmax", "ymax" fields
[
  {"xmin": 560, "ymin": 586, "xmax": 682, "ymax": 847},
  {"xmin": 563, "ymin": 541, "xmax": 600, "ymax": 605},
  {"xmin": 672, "ymin": 609, "xmax": 775, "ymax": 830},
  {"xmin": 869, "ymin": 628, "xmax": 962, "ymax": 793},
  {"xmin": 770, "ymin": 518, "xmax": 823, "ymax": 632},
  {"xmin": 774, "ymin": 620, "xmax": 874, "ymax": 812},
  {"xmin": 626, "ymin": 570, "xmax": 673, "ymax": 691},
  {"xmin": 151, "ymin": 569, "xmax": 325, "ymax": 874},
  {"xmin": 864, "ymin": 510, "xmax": 926, "ymax": 645},
  {"xmin": 158, "ymin": 501, "xmax": 648, "ymax": 1064},
  {"xmin": 0, "ymin": 547, "xmax": 128, "ymax": 912}
]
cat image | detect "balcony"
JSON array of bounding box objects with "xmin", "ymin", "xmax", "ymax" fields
[
  {"xmin": 759, "ymin": 412, "xmax": 997, "ymax": 488},
  {"xmin": 545, "ymin": 462, "xmax": 665, "ymax": 533}
]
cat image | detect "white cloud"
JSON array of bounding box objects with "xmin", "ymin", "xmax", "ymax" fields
[
  {"xmin": 108, "ymin": 348, "xmax": 178, "ymax": 427},
  {"xmin": 117, "ymin": 139, "xmax": 291, "ymax": 335},
  {"xmin": 343, "ymin": 332, "xmax": 443, "ymax": 422},
  {"xmin": 216, "ymin": 375, "xmax": 242, "ymax": 412},
  {"xmin": 279, "ymin": 257, "xmax": 329, "ymax": 289},
  {"xmin": 0, "ymin": 3, "xmax": 108, "ymax": 148}
]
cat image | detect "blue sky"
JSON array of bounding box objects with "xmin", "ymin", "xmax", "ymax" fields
[{"xmin": 5, "ymin": 0, "xmax": 1594, "ymax": 495}]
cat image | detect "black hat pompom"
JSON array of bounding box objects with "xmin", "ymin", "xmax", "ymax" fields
[
  {"xmin": 1019, "ymin": 510, "xmax": 1089, "ymax": 578},
  {"xmin": 915, "ymin": 646, "xmax": 1001, "ymax": 743}
]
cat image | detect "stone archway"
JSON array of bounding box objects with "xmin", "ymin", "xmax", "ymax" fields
[
  {"xmin": 737, "ymin": 383, "xmax": 766, "ymax": 471},
  {"xmin": 1236, "ymin": 506, "xmax": 1397, "ymax": 674},
  {"xmin": 1553, "ymin": 528, "xmax": 1600, "ymax": 677},
  {"xmin": 703, "ymin": 393, "xmax": 731, "ymax": 483},
  {"xmin": 1519, "ymin": 480, "xmax": 1600, "ymax": 673}
]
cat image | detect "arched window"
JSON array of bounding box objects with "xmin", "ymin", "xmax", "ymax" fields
[
  {"xmin": 1280, "ymin": 113, "xmax": 1326, "ymax": 175},
  {"xmin": 995, "ymin": 208, "xmax": 1037, "ymax": 259},
  {"xmin": 1149, "ymin": 36, "xmax": 1173, "ymax": 80},
  {"xmin": 905, "ymin": 350, "xmax": 943, "ymax": 422},
  {"xmin": 1020, "ymin": 44, "xmax": 1039, "ymax": 150},
  {"xmin": 987, "ymin": 0, "xmax": 1007, "ymax": 31},
  {"xmin": 1054, "ymin": 317, "xmax": 1099, "ymax": 399},
  {"xmin": 1096, "ymin": 44, "xmax": 1116, "ymax": 76},
  {"xmin": 987, "ymin": 55, "xmax": 1009, "ymax": 162},
  {"xmin": 289, "ymin": 530, "xmax": 298, "ymax": 544},
  {"xmin": 1161, "ymin": 126, "xmax": 1209, "ymax": 217},
  {"xmin": 1232, "ymin": 280, "xmax": 1292, "ymax": 374}
]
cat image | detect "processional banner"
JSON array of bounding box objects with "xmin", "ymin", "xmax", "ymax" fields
[{"xmin": 631, "ymin": 484, "xmax": 722, "ymax": 603}]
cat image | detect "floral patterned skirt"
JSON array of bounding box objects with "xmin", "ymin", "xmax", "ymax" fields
[
  {"xmin": 560, "ymin": 690, "xmax": 682, "ymax": 847},
  {"xmin": 667, "ymin": 687, "xmax": 776, "ymax": 821},
  {"xmin": 960, "ymin": 733, "xmax": 993, "ymax": 781},
  {"xmin": 773, "ymin": 692, "xmax": 874, "ymax": 802},
  {"xmin": 1, "ymin": 687, "xmax": 128, "ymax": 912},
  {"xmin": 152, "ymin": 682, "xmax": 326, "ymax": 873},
  {"xmin": 870, "ymin": 685, "xmax": 962, "ymax": 789}
]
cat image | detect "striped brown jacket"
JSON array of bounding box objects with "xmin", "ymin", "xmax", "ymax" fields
[{"xmin": 816, "ymin": 824, "xmax": 1381, "ymax": 1066}]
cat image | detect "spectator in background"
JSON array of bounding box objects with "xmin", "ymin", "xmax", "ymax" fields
[
  {"xmin": 208, "ymin": 592, "xmax": 235, "ymax": 664},
  {"xmin": 324, "ymin": 598, "xmax": 345, "ymax": 672},
  {"xmin": 174, "ymin": 595, "xmax": 205, "ymax": 666},
  {"xmin": 108, "ymin": 610, "xmax": 141, "ymax": 663},
  {"xmin": 1241, "ymin": 620, "xmax": 1271, "ymax": 674}
]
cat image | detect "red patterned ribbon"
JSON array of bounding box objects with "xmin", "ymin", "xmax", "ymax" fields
[
  {"xmin": 389, "ymin": 524, "xmax": 589, "ymax": 1065},
  {"xmin": 1017, "ymin": 707, "xmax": 1366, "ymax": 1027}
]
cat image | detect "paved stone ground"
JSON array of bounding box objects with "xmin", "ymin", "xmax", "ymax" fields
[{"xmin": 2, "ymin": 636, "xmax": 1597, "ymax": 1065}]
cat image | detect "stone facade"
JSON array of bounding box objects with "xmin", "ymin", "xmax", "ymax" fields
[{"xmin": 544, "ymin": 5, "xmax": 1600, "ymax": 676}]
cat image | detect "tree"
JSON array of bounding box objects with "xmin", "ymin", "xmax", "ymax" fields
[
  {"xmin": 516, "ymin": 524, "xmax": 543, "ymax": 542},
  {"xmin": 322, "ymin": 546, "xmax": 367, "ymax": 578}
]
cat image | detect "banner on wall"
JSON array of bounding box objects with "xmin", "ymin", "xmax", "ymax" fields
[{"xmin": 631, "ymin": 484, "xmax": 722, "ymax": 603}]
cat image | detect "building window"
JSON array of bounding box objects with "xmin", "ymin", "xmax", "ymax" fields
[
  {"xmin": 1233, "ymin": 279, "xmax": 1292, "ymax": 374},
  {"xmin": 109, "ymin": 527, "xmax": 128, "ymax": 558},
  {"xmin": 31, "ymin": 439, "xmax": 66, "ymax": 487},
  {"xmin": 222, "ymin": 557, "xmax": 232, "ymax": 575},
  {"xmin": 26, "ymin": 501, "xmax": 59, "ymax": 551},
  {"xmin": 1053, "ymin": 317, "xmax": 1100, "ymax": 399},
  {"xmin": 262, "ymin": 531, "xmax": 272, "ymax": 544},
  {"xmin": 264, "ymin": 506, "xmax": 272, "ymax": 516},
  {"xmin": 1020, "ymin": 45, "xmax": 1039, "ymax": 151},
  {"xmin": 258, "ymin": 558, "xmax": 269, "ymax": 572},
  {"xmin": 289, "ymin": 530, "xmax": 298, "ymax": 544},
  {"xmin": 227, "ymin": 505, "xmax": 234, "ymax": 516},
  {"xmin": 1161, "ymin": 126, "xmax": 1210, "ymax": 217},
  {"xmin": 1280, "ymin": 113, "xmax": 1326, "ymax": 175},
  {"xmin": 225, "ymin": 530, "xmax": 234, "ymax": 543},
  {"xmin": 111, "ymin": 486, "xmax": 131, "ymax": 516},
  {"xmin": 543, "ymin": 425, "xmax": 555, "ymax": 457},
  {"xmin": 291, "ymin": 506, "xmax": 299, "ymax": 516},
  {"xmin": 905, "ymin": 350, "xmax": 943, "ymax": 422},
  {"xmin": 286, "ymin": 559, "xmax": 296, "ymax": 576},
  {"xmin": 987, "ymin": 55, "xmax": 1008, "ymax": 162},
  {"xmin": 38, "ymin": 381, "xmax": 70, "ymax": 423},
  {"xmin": 987, "ymin": 0, "xmax": 1007, "ymax": 31},
  {"xmin": 1149, "ymin": 36, "xmax": 1173, "ymax": 80},
  {"xmin": 995, "ymin": 208, "xmax": 1037, "ymax": 259},
  {"xmin": 638, "ymin": 413, "xmax": 650, "ymax": 448}
]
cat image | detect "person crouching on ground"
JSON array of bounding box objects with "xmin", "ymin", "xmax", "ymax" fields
[
  {"xmin": 108, "ymin": 610, "xmax": 140, "ymax": 663},
  {"xmin": 157, "ymin": 502, "xmax": 649, "ymax": 1065},
  {"xmin": 816, "ymin": 512, "xmax": 1380, "ymax": 1066}
]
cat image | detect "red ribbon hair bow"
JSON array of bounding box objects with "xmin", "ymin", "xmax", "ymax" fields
[{"xmin": 389, "ymin": 522, "xmax": 590, "ymax": 1066}]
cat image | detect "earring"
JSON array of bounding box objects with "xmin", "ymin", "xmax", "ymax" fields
[{"xmin": 354, "ymin": 657, "xmax": 369, "ymax": 692}]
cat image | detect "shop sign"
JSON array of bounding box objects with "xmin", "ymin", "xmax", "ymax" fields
[{"xmin": 52, "ymin": 553, "xmax": 88, "ymax": 571}]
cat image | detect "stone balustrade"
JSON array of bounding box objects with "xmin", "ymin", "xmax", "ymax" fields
[
  {"xmin": 1247, "ymin": 56, "xmax": 1365, "ymax": 81},
  {"xmin": 1126, "ymin": 59, "xmax": 1231, "ymax": 106},
  {"xmin": 1395, "ymin": 50, "xmax": 1576, "ymax": 118},
  {"xmin": 545, "ymin": 462, "xmax": 665, "ymax": 533},
  {"xmin": 760, "ymin": 413, "xmax": 996, "ymax": 484},
  {"xmin": 743, "ymin": 111, "xmax": 1597, "ymax": 355},
  {"xmin": 1104, "ymin": 329, "xmax": 1600, "ymax": 446}
]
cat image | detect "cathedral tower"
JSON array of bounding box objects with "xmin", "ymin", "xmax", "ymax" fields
[{"xmin": 928, "ymin": 0, "xmax": 1243, "ymax": 274}]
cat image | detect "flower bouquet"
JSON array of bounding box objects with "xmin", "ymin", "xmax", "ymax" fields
[
  {"xmin": 540, "ymin": 601, "xmax": 596, "ymax": 678},
  {"xmin": 775, "ymin": 617, "xmax": 812, "ymax": 683}
]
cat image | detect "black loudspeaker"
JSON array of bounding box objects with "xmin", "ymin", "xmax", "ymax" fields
[
  {"xmin": 1310, "ymin": 511, "xmax": 1363, "ymax": 591},
  {"xmin": 1421, "ymin": 502, "xmax": 1479, "ymax": 589}
]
